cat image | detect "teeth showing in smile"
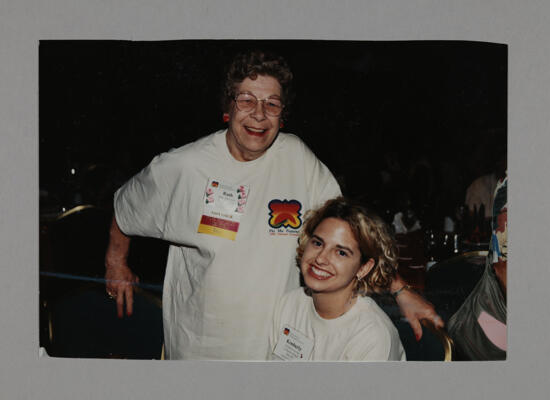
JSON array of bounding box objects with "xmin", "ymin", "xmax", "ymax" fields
[
  {"xmin": 246, "ymin": 127, "xmax": 266, "ymax": 133},
  {"xmin": 311, "ymin": 266, "xmax": 332, "ymax": 278}
]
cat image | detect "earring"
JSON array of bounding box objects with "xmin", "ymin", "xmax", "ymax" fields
[
  {"xmin": 223, "ymin": 113, "xmax": 230, "ymax": 123},
  {"xmin": 353, "ymin": 276, "xmax": 362, "ymax": 296},
  {"xmin": 279, "ymin": 121, "xmax": 284, "ymax": 129}
]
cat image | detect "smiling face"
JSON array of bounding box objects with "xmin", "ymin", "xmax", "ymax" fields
[
  {"xmin": 301, "ymin": 217, "xmax": 374, "ymax": 297},
  {"xmin": 225, "ymin": 75, "xmax": 282, "ymax": 162}
]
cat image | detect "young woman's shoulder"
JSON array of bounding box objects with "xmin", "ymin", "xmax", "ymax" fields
[
  {"xmin": 356, "ymin": 297, "xmax": 399, "ymax": 332},
  {"xmin": 347, "ymin": 297, "xmax": 405, "ymax": 361},
  {"xmin": 272, "ymin": 288, "xmax": 312, "ymax": 338},
  {"xmin": 277, "ymin": 287, "xmax": 309, "ymax": 310}
]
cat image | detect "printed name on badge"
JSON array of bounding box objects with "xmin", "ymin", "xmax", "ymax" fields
[
  {"xmin": 272, "ymin": 324, "xmax": 314, "ymax": 361},
  {"xmin": 197, "ymin": 178, "xmax": 249, "ymax": 240}
]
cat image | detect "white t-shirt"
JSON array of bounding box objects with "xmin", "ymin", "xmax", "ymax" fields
[
  {"xmin": 114, "ymin": 130, "xmax": 340, "ymax": 359},
  {"xmin": 269, "ymin": 288, "xmax": 406, "ymax": 361},
  {"xmin": 465, "ymin": 173, "xmax": 497, "ymax": 218}
]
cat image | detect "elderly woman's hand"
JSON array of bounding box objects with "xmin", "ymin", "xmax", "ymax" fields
[
  {"xmin": 395, "ymin": 287, "xmax": 443, "ymax": 340},
  {"xmin": 105, "ymin": 262, "xmax": 139, "ymax": 318},
  {"xmin": 104, "ymin": 216, "xmax": 138, "ymax": 318}
]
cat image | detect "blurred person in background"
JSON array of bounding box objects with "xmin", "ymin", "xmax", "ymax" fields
[{"xmin": 448, "ymin": 169, "xmax": 507, "ymax": 360}]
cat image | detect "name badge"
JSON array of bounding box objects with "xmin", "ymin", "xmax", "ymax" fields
[
  {"xmin": 197, "ymin": 178, "xmax": 249, "ymax": 241},
  {"xmin": 272, "ymin": 324, "xmax": 314, "ymax": 361}
]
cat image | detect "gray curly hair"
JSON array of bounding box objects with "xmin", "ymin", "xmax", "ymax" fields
[{"xmin": 221, "ymin": 50, "xmax": 294, "ymax": 120}]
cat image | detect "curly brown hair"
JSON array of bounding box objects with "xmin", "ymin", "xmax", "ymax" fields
[
  {"xmin": 221, "ymin": 50, "xmax": 294, "ymax": 120},
  {"xmin": 296, "ymin": 197, "xmax": 399, "ymax": 295}
]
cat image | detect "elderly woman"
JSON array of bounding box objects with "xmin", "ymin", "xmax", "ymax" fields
[{"xmin": 105, "ymin": 50, "xmax": 440, "ymax": 360}]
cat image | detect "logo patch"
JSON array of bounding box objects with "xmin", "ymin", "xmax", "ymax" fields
[{"xmin": 268, "ymin": 199, "xmax": 302, "ymax": 229}]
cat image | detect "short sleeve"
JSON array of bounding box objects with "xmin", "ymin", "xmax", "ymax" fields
[
  {"xmin": 114, "ymin": 154, "xmax": 170, "ymax": 239},
  {"xmin": 351, "ymin": 326, "xmax": 394, "ymax": 361},
  {"xmin": 344, "ymin": 308, "xmax": 406, "ymax": 361}
]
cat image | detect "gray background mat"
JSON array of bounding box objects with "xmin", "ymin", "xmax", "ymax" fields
[{"xmin": 1, "ymin": 1, "xmax": 547, "ymax": 399}]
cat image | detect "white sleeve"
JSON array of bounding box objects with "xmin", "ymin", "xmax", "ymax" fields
[
  {"xmin": 114, "ymin": 153, "xmax": 172, "ymax": 239},
  {"xmin": 347, "ymin": 321, "xmax": 405, "ymax": 361},
  {"xmin": 354, "ymin": 327, "xmax": 393, "ymax": 361}
]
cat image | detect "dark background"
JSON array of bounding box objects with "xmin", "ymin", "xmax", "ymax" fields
[{"xmin": 39, "ymin": 39, "xmax": 506, "ymax": 285}]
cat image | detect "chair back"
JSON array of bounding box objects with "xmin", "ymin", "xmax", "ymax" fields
[
  {"xmin": 46, "ymin": 205, "xmax": 111, "ymax": 278},
  {"xmin": 394, "ymin": 318, "xmax": 453, "ymax": 361},
  {"xmin": 424, "ymin": 251, "xmax": 487, "ymax": 322}
]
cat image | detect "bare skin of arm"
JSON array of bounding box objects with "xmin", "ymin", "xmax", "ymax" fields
[
  {"xmin": 390, "ymin": 273, "xmax": 444, "ymax": 340},
  {"xmin": 105, "ymin": 216, "xmax": 139, "ymax": 318}
]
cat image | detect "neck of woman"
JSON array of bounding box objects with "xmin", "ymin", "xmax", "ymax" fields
[{"xmin": 311, "ymin": 289, "xmax": 358, "ymax": 320}]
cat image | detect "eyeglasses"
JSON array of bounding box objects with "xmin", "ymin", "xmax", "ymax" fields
[{"xmin": 233, "ymin": 92, "xmax": 284, "ymax": 117}]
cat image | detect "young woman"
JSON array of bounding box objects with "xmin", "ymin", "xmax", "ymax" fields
[{"xmin": 269, "ymin": 197, "xmax": 406, "ymax": 361}]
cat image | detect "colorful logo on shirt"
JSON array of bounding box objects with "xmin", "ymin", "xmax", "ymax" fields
[{"xmin": 268, "ymin": 199, "xmax": 302, "ymax": 229}]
